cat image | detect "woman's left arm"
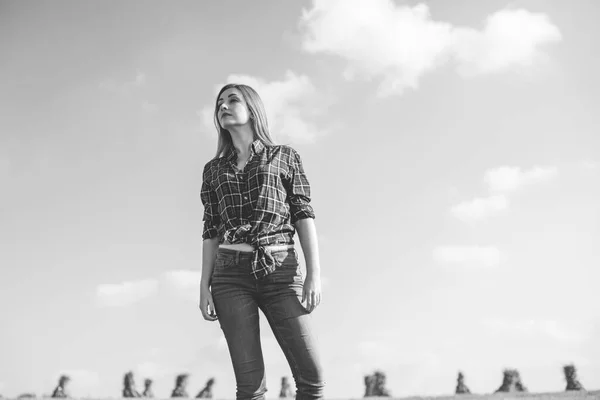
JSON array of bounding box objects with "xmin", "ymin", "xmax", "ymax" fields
[
  {"xmin": 284, "ymin": 146, "xmax": 321, "ymax": 313},
  {"xmin": 295, "ymin": 217, "xmax": 321, "ymax": 313}
]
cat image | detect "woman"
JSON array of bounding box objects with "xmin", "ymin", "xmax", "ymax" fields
[{"xmin": 199, "ymin": 83, "xmax": 325, "ymax": 400}]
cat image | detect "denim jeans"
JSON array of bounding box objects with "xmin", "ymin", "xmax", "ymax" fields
[{"xmin": 211, "ymin": 247, "xmax": 325, "ymax": 400}]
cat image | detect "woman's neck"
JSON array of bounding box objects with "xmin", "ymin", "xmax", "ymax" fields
[{"xmin": 228, "ymin": 126, "xmax": 255, "ymax": 157}]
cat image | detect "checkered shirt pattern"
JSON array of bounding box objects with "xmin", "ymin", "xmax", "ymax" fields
[{"xmin": 200, "ymin": 139, "xmax": 315, "ymax": 279}]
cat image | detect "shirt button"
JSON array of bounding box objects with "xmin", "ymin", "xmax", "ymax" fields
[{"xmin": 243, "ymin": 196, "xmax": 248, "ymax": 200}]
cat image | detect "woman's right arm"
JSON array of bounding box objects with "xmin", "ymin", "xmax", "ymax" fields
[
  {"xmin": 199, "ymin": 162, "xmax": 221, "ymax": 321},
  {"xmin": 200, "ymin": 238, "xmax": 219, "ymax": 321}
]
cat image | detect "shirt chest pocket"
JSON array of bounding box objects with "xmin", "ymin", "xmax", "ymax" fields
[{"xmin": 253, "ymin": 164, "xmax": 291, "ymax": 203}]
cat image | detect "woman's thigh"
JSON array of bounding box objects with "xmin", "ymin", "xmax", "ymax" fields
[
  {"xmin": 211, "ymin": 251, "xmax": 267, "ymax": 396},
  {"xmin": 258, "ymin": 250, "xmax": 324, "ymax": 387}
]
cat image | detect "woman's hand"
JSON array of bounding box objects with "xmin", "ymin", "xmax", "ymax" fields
[
  {"xmin": 295, "ymin": 218, "xmax": 322, "ymax": 314},
  {"xmin": 199, "ymin": 285, "xmax": 218, "ymax": 321},
  {"xmin": 302, "ymin": 273, "xmax": 322, "ymax": 313}
]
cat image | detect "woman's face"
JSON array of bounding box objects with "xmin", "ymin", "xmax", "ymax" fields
[{"xmin": 216, "ymin": 87, "xmax": 251, "ymax": 130}]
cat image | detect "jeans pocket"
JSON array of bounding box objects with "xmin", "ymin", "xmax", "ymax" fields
[
  {"xmin": 214, "ymin": 252, "xmax": 236, "ymax": 271},
  {"xmin": 271, "ymin": 248, "xmax": 298, "ymax": 267},
  {"xmin": 269, "ymin": 249, "xmax": 302, "ymax": 284}
]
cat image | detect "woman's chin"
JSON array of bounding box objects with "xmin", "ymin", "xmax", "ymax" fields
[{"xmin": 222, "ymin": 120, "xmax": 251, "ymax": 130}]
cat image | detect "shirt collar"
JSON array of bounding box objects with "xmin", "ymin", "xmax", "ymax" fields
[
  {"xmin": 251, "ymin": 139, "xmax": 265, "ymax": 155},
  {"xmin": 225, "ymin": 147, "xmax": 236, "ymax": 162},
  {"xmin": 225, "ymin": 139, "xmax": 266, "ymax": 162}
]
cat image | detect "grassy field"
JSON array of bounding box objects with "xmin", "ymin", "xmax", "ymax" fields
[
  {"xmin": 4, "ymin": 391, "xmax": 600, "ymax": 400},
  {"xmin": 357, "ymin": 390, "xmax": 600, "ymax": 400}
]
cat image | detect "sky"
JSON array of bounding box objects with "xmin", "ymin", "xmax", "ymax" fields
[{"xmin": 1, "ymin": 0, "xmax": 599, "ymax": 398}]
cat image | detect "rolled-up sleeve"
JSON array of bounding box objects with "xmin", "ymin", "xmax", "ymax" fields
[
  {"xmin": 200, "ymin": 163, "xmax": 221, "ymax": 240},
  {"xmin": 285, "ymin": 148, "xmax": 315, "ymax": 224}
]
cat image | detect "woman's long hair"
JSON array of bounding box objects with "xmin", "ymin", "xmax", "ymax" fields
[{"xmin": 212, "ymin": 83, "xmax": 275, "ymax": 159}]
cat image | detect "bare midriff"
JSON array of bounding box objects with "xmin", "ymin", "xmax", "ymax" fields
[{"xmin": 219, "ymin": 242, "xmax": 255, "ymax": 252}]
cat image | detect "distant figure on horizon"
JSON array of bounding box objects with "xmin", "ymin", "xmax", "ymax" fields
[
  {"xmin": 198, "ymin": 83, "xmax": 325, "ymax": 399},
  {"xmin": 455, "ymin": 371, "xmax": 471, "ymax": 394},
  {"xmin": 123, "ymin": 371, "xmax": 141, "ymax": 397},
  {"xmin": 51, "ymin": 375, "xmax": 71, "ymax": 398},
  {"xmin": 364, "ymin": 371, "xmax": 390, "ymax": 397},
  {"xmin": 564, "ymin": 364, "xmax": 585, "ymax": 391},
  {"xmin": 171, "ymin": 374, "xmax": 189, "ymax": 398},
  {"xmin": 494, "ymin": 369, "xmax": 527, "ymax": 393},
  {"xmin": 373, "ymin": 371, "xmax": 390, "ymax": 397},
  {"xmin": 195, "ymin": 378, "xmax": 215, "ymax": 398},
  {"xmin": 278, "ymin": 377, "xmax": 294, "ymax": 398},
  {"xmin": 364, "ymin": 375, "xmax": 373, "ymax": 397},
  {"xmin": 142, "ymin": 379, "xmax": 154, "ymax": 398}
]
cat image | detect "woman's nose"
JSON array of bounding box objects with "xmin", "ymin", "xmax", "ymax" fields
[{"xmin": 220, "ymin": 103, "xmax": 228, "ymax": 110}]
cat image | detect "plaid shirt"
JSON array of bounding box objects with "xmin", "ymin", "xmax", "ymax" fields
[{"xmin": 201, "ymin": 139, "xmax": 315, "ymax": 279}]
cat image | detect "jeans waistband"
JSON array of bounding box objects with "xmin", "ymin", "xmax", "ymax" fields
[{"xmin": 217, "ymin": 244, "xmax": 294, "ymax": 255}]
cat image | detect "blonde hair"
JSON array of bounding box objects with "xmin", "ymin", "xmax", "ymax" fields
[{"xmin": 212, "ymin": 83, "xmax": 276, "ymax": 159}]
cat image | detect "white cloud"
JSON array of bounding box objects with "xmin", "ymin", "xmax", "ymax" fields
[
  {"xmin": 450, "ymin": 194, "xmax": 508, "ymax": 222},
  {"xmin": 484, "ymin": 165, "xmax": 558, "ymax": 193},
  {"xmin": 163, "ymin": 269, "xmax": 201, "ymax": 301},
  {"xmin": 300, "ymin": 0, "xmax": 561, "ymax": 96},
  {"xmin": 433, "ymin": 245, "xmax": 502, "ymax": 268},
  {"xmin": 450, "ymin": 165, "xmax": 558, "ymax": 222},
  {"xmin": 95, "ymin": 278, "xmax": 158, "ymax": 307},
  {"xmin": 453, "ymin": 9, "xmax": 562, "ymax": 77},
  {"xmin": 199, "ymin": 70, "xmax": 328, "ymax": 143}
]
